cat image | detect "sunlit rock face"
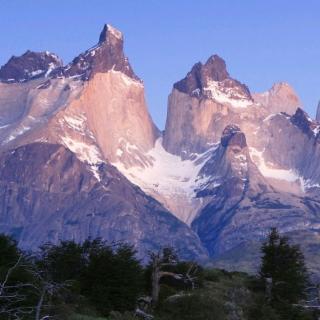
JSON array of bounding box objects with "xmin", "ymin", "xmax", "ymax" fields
[
  {"xmin": 163, "ymin": 57, "xmax": 303, "ymax": 160},
  {"xmin": 0, "ymin": 24, "xmax": 159, "ymax": 168},
  {"xmin": 0, "ymin": 24, "xmax": 205, "ymax": 261},
  {"xmin": 163, "ymin": 55, "xmax": 256, "ymax": 158},
  {"xmin": 252, "ymin": 82, "xmax": 302, "ymax": 115}
]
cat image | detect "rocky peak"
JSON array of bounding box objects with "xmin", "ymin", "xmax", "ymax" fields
[
  {"xmin": 99, "ymin": 24, "xmax": 123, "ymax": 44},
  {"xmin": 0, "ymin": 50, "xmax": 62, "ymax": 82},
  {"xmin": 202, "ymin": 54, "xmax": 229, "ymax": 82},
  {"xmin": 221, "ymin": 125, "xmax": 247, "ymax": 149},
  {"xmin": 290, "ymin": 107, "xmax": 320, "ymax": 139},
  {"xmin": 253, "ymin": 82, "xmax": 302, "ymax": 115},
  {"xmin": 173, "ymin": 54, "xmax": 252, "ymax": 102},
  {"xmin": 174, "ymin": 55, "xmax": 229, "ymax": 94},
  {"xmin": 54, "ymin": 24, "xmax": 139, "ymax": 81}
]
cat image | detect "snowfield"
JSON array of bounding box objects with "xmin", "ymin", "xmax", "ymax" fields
[{"xmin": 113, "ymin": 138, "xmax": 217, "ymax": 223}]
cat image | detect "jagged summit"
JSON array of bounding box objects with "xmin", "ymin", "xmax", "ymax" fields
[
  {"xmin": 291, "ymin": 107, "xmax": 320, "ymax": 138},
  {"xmin": 0, "ymin": 50, "xmax": 62, "ymax": 82},
  {"xmin": 99, "ymin": 24, "xmax": 123, "ymax": 43},
  {"xmin": 173, "ymin": 54, "xmax": 252, "ymax": 102},
  {"xmin": 0, "ymin": 24, "xmax": 138, "ymax": 83},
  {"xmin": 221, "ymin": 125, "xmax": 247, "ymax": 148},
  {"xmin": 174, "ymin": 54, "xmax": 228, "ymax": 94},
  {"xmin": 201, "ymin": 54, "xmax": 229, "ymax": 81},
  {"xmin": 52, "ymin": 23, "xmax": 139, "ymax": 81}
]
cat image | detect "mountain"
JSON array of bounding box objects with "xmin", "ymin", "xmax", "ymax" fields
[
  {"xmin": 0, "ymin": 24, "xmax": 320, "ymax": 273},
  {"xmin": 0, "ymin": 24, "xmax": 206, "ymax": 261},
  {"xmin": 115, "ymin": 53, "xmax": 320, "ymax": 273}
]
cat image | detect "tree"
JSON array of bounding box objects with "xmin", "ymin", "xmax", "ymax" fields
[
  {"xmin": 260, "ymin": 228, "xmax": 308, "ymax": 304},
  {"xmin": 38, "ymin": 241, "xmax": 86, "ymax": 284},
  {"xmin": 259, "ymin": 228, "xmax": 311, "ymax": 319},
  {"xmin": 149, "ymin": 247, "xmax": 199, "ymax": 306},
  {"xmin": 0, "ymin": 234, "xmax": 36, "ymax": 319},
  {"xmin": 81, "ymin": 239, "xmax": 144, "ymax": 316}
]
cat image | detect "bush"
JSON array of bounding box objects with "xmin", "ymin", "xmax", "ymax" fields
[{"xmin": 156, "ymin": 293, "xmax": 226, "ymax": 320}]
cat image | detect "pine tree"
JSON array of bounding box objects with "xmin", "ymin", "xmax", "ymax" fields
[{"xmin": 260, "ymin": 228, "xmax": 309, "ymax": 310}]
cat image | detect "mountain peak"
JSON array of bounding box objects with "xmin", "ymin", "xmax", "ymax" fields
[
  {"xmin": 173, "ymin": 54, "xmax": 229, "ymax": 94},
  {"xmin": 99, "ymin": 24, "xmax": 123, "ymax": 43},
  {"xmin": 202, "ymin": 54, "xmax": 229, "ymax": 82},
  {"xmin": 221, "ymin": 124, "xmax": 247, "ymax": 148},
  {"xmin": 0, "ymin": 50, "xmax": 62, "ymax": 82},
  {"xmin": 290, "ymin": 107, "xmax": 320, "ymax": 138},
  {"xmin": 173, "ymin": 54, "xmax": 251, "ymax": 102},
  {"xmin": 51, "ymin": 24, "xmax": 139, "ymax": 81}
]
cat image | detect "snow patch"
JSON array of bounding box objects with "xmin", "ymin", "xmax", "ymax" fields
[
  {"xmin": 109, "ymin": 68, "xmax": 143, "ymax": 87},
  {"xmin": 45, "ymin": 63, "xmax": 55, "ymax": 77},
  {"xmin": 263, "ymin": 114, "xmax": 278, "ymax": 122},
  {"xmin": 249, "ymin": 147, "xmax": 303, "ymax": 185},
  {"xmin": 107, "ymin": 24, "xmax": 123, "ymax": 40},
  {"xmin": 63, "ymin": 114, "xmax": 86, "ymax": 132},
  {"xmin": 203, "ymin": 80, "xmax": 253, "ymax": 108},
  {"xmin": 29, "ymin": 69, "xmax": 44, "ymax": 77},
  {"xmin": 4, "ymin": 126, "xmax": 31, "ymax": 143},
  {"xmin": 61, "ymin": 136, "xmax": 103, "ymax": 181},
  {"xmin": 301, "ymin": 178, "xmax": 320, "ymax": 191},
  {"xmin": 112, "ymin": 138, "xmax": 217, "ymax": 222},
  {"xmin": 116, "ymin": 148, "xmax": 124, "ymax": 157},
  {"xmin": 313, "ymin": 125, "xmax": 320, "ymax": 137}
]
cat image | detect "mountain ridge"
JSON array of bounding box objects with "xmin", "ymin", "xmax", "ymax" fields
[{"xmin": 0, "ymin": 24, "xmax": 320, "ymax": 274}]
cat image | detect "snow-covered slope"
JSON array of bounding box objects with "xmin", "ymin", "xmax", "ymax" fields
[{"xmin": 113, "ymin": 138, "xmax": 218, "ymax": 224}]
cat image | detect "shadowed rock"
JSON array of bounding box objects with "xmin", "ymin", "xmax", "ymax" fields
[{"xmin": 0, "ymin": 51, "xmax": 62, "ymax": 82}]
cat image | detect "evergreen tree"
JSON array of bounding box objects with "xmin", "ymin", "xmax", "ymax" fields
[
  {"xmin": 81, "ymin": 240, "xmax": 144, "ymax": 316},
  {"xmin": 260, "ymin": 228, "xmax": 310, "ymax": 319},
  {"xmin": 39, "ymin": 241, "xmax": 86, "ymax": 283}
]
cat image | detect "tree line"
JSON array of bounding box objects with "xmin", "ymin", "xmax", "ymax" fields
[{"xmin": 0, "ymin": 228, "xmax": 319, "ymax": 320}]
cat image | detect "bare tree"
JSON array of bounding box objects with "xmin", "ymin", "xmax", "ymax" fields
[
  {"xmin": 149, "ymin": 247, "xmax": 198, "ymax": 306},
  {"xmin": 29, "ymin": 265, "xmax": 70, "ymax": 320},
  {"xmin": 0, "ymin": 255, "xmax": 35, "ymax": 319},
  {"xmin": 0, "ymin": 254, "xmax": 69, "ymax": 320}
]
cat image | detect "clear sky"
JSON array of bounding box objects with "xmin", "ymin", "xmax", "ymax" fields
[{"xmin": 1, "ymin": 0, "xmax": 319, "ymax": 129}]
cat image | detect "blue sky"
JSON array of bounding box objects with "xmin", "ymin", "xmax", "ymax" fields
[{"xmin": 0, "ymin": 0, "xmax": 319, "ymax": 128}]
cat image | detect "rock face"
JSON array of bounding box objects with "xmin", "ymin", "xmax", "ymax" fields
[
  {"xmin": 0, "ymin": 51, "xmax": 62, "ymax": 82},
  {"xmin": 163, "ymin": 58, "xmax": 303, "ymax": 160},
  {"xmin": 1, "ymin": 25, "xmax": 320, "ymax": 273},
  {"xmin": 0, "ymin": 24, "xmax": 159, "ymax": 168},
  {"xmin": 163, "ymin": 55, "xmax": 254, "ymax": 157},
  {"xmin": 173, "ymin": 55, "xmax": 251, "ymax": 101},
  {"xmin": 252, "ymin": 82, "xmax": 302, "ymax": 115},
  {"xmin": 191, "ymin": 126, "xmax": 320, "ymax": 274},
  {"xmin": 51, "ymin": 24, "xmax": 139, "ymax": 81},
  {"xmin": 0, "ymin": 143, "xmax": 206, "ymax": 261}
]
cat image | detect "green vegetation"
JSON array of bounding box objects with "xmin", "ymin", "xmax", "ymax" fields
[{"xmin": 0, "ymin": 229, "xmax": 319, "ymax": 319}]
